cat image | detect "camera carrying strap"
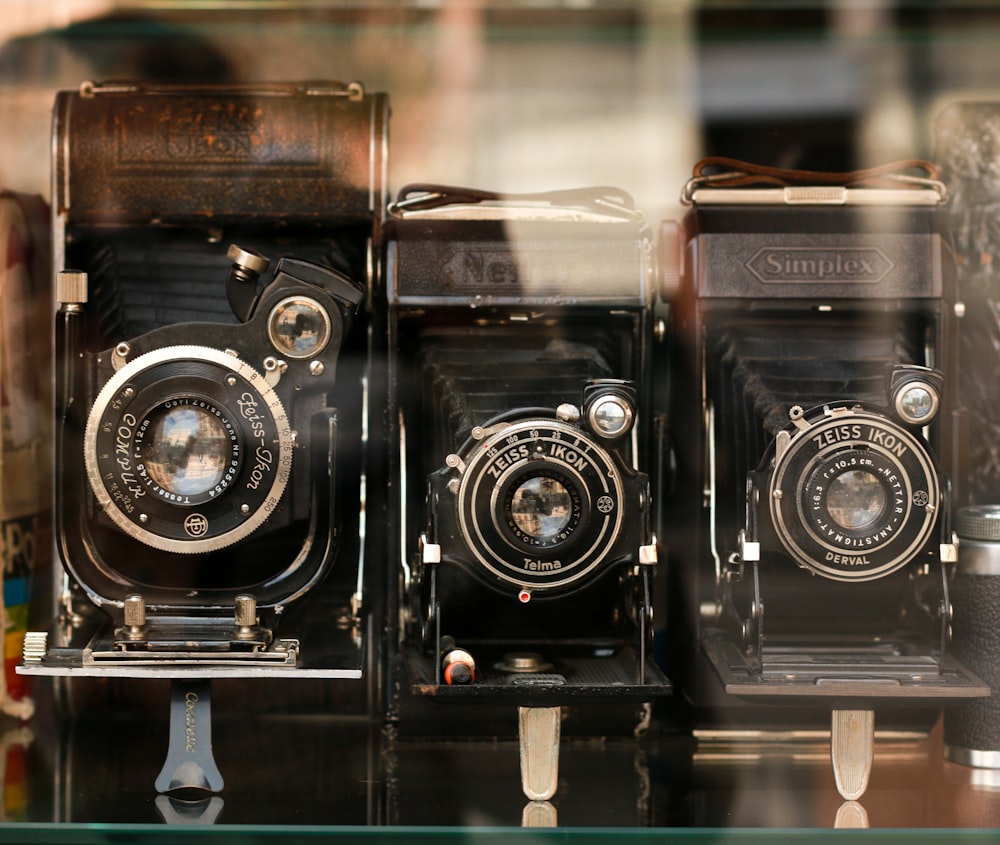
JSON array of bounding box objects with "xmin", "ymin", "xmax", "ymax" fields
[
  {"xmin": 390, "ymin": 183, "xmax": 642, "ymax": 221},
  {"xmin": 683, "ymin": 158, "xmax": 947, "ymax": 204}
]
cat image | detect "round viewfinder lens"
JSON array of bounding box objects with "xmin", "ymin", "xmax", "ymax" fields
[
  {"xmin": 899, "ymin": 385, "xmax": 935, "ymax": 422},
  {"xmin": 593, "ymin": 399, "xmax": 629, "ymax": 436},
  {"xmin": 268, "ymin": 297, "xmax": 330, "ymax": 359}
]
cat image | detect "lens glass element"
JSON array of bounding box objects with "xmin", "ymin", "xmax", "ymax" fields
[
  {"xmin": 268, "ymin": 297, "xmax": 331, "ymax": 359},
  {"xmin": 826, "ymin": 470, "xmax": 886, "ymax": 531},
  {"xmin": 592, "ymin": 399, "xmax": 628, "ymax": 436},
  {"xmin": 510, "ymin": 476, "xmax": 572, "ymax": 540},
  {"xmin": 141, "ymin": 406, "xmax": 232, "ymax": 497},
  {"xmin": 898, "ymin": 385, "xmax": 935, "ymax": 422}
]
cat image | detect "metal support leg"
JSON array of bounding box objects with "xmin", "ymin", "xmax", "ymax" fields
[
  {"xmin": 518, "ymin": 705, "xmax": 560, "ymax": 802},
  {"xmin": 155, "ymin": 679, "xmax": 225, "ymax": 794},
  {"xmin": 831, "ymin": 708, "xmax": 874, "ymax": 801}
]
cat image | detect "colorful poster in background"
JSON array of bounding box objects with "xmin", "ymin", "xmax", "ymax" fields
[
  {"xmin": 0, "ymin": 191, "xmax": 50, "ymax": 719},
  {"xmin": 0, "ymin": 725, "xmax": 30, "ymax": 821}
]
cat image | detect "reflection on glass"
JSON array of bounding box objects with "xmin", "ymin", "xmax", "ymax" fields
[
  {"xmin": 142, "ymin": 406, "xmax": 230, "ymax": 497},
  {"xmin": 510, "ymin": 476, "xmax": 571, "ymax": 539},
  {"xmin": 268, "ymin": 298, "xmax": 330, "ymax": 359},
  {"xmin": 826, "ymin": 470, "xmax": 885, "ymax": 531}
]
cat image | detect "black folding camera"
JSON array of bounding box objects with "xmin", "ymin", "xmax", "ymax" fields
[
  {"xmin": 660, "ymin": 159, "xmax": 987, "ymax": 798},
  {"xmin": 53, "ymin": 246, "xmax": 362, "ymax": 656},
  {"xmin": 382, "ymin": 185, "xmax": 669, "ymax": 800},
  {"xmin": 19, "ymin": 82, "xmax": 388, "ymax": 791}
]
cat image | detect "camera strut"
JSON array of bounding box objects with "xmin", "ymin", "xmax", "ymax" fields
[{"xmin": 155, "ymin": 678, "xmax": 224, "ymax": 794}]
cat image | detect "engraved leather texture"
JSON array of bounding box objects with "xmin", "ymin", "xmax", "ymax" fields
[{"xmin": 944, "ymin": 572, "xmax": 1000, "ymax": 752}]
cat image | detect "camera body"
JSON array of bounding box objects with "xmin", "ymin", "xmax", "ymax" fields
[
  {"xmin": 662, "ymin": 161, "xmax": 986, "ymax": 722},
  {"xmin": 55, "ymin": 251, "xmax": 361, "ymax": 657},
  {"xmin": 23, "ymin": 81, "xmax": 388, "ymax": 677},
  {"xmin": 383, "ymin": 186, "xmax": 669, "ymax": 725},
  {"xmin": 935, "ymin": 103, "xmax": 1000, "ymax": 773},
  {"xmin": 935, "ymin": 102, "xmax": 1000, "ymax": 507},
  {"xmin": 944, "ymin": 505, "xmax": 1000, "ymax": 768}
]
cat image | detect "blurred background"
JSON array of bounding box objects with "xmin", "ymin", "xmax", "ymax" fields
[{"xmin": 0, "ymin": 1, "xmax": 996, "ymax": 223}]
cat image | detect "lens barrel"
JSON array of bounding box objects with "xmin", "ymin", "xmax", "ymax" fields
[{"xmin": 944, "ymin": 505, "xmax": 1000, "ymax": 768}]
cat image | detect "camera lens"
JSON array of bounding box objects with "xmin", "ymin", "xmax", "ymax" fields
[
  {"xmin": 825, "ymin": 469, "xmax": 886, "ymax": 531},
  {"xmin": 85, "ymin": 345, "xmax": 293, "ymax": 554},
  {"xmin": 454, "ymin": 418, "xmax": 625, "ymax": 592},
  {"xmin": 509, "ymin": 476, "xmax": 572, "ymax": 540},
  {"xmin": 140, "ymin": 404, "xmax": 235, "ymax": 499},
  {"xmin": 769, "ymin": 407, "xmax": 939, "ymax": 581},
  {"xmin": 499, "ymin": 465, "xmax": 584, "ymax": 551}
]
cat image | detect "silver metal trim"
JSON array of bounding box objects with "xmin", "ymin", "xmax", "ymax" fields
[
  {"xmin": 83, "ymin": 345, "xmax": 293, "ymax": 554},
  {"xmin": 706, "ymin": 402, "xmax": 722, "ymax": 584},
  {"xmin": 353, "ymin": 373, "xmax": 369, "ymax": 617},
  {"xmin": 956, "ymin": 539, "xmax": 1000, "ymax": 576},
  {"xmin": 389, "ymin": 203, "xmax": 642, "ymax": 223},
  {"xmin": 398, "ymin": 409, "xmax": 411, "ymax": 590},
  {"xmin": 687, "ymin": 187, "xmax": 945, "ymax": 207},
  {"xmin": 944, "ymin": 745, "xmax": 1000, "ymax": 770}
]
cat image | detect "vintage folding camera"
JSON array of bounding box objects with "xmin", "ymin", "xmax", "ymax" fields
[
  {"xmin": 660, "ymin": 158, "xmax": 988, "ymax": 799},
  {"xmin": 19, "ymin": 81, "xmax": 388, "ymax": 788},
  {"xmin": 382, "ymin": 185, "xmax": 670, "ymax": 800}
]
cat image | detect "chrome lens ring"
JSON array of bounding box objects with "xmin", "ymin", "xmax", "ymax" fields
[
  {"xmin": 892, "ymin": 378, "xmax": 940, "ymax": 425},
  {"xmin": 456, "ymin": 418, "xmax": 625, "ymax": 591},
  {"xmin": 85, "ymin": 345, "xmax": 293, "ymax": 554},
  {"xmin": 769, "ymin": 407, "xmax": 939, "ymax": 581},
  {"xmin": 266, "ymin": 295, "xmax": 332, "ymax": 360}
]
